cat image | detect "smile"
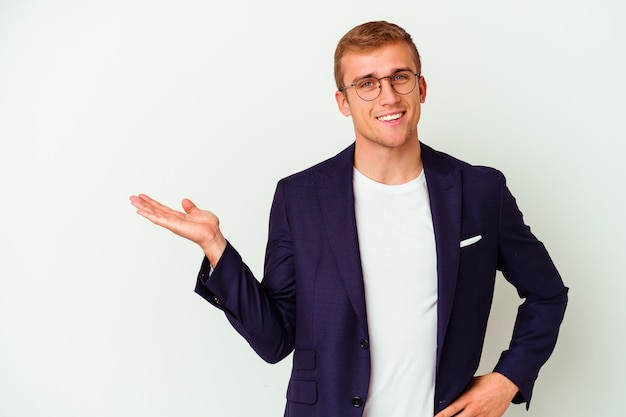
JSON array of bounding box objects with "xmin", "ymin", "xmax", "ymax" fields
[{"xmin": 377, "ymin": 112, "xmax": 404, "ymax": 122}]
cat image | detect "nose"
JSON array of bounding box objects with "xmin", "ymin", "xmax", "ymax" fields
[{"xmin": 378, "ymin": 77, "xmax": 400, "ymax": 104}]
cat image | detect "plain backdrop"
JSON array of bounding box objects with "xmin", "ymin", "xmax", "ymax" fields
[{"xmin": 1, "ymin": 0, "xmax": 624, "ymax": 416}]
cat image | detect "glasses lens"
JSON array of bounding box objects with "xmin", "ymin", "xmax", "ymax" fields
[
  {"xmin": 392, "ymin": 71, "xmax": 417, "ymax": 95},
  {"xmin": 355, "ymin": 77, "xmax": 380, "ymax": 101}
]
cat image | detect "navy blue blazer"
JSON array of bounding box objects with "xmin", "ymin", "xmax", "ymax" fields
[{"xmin": 195, "ymin": 142, "xmax": 568, "ymax": 417}]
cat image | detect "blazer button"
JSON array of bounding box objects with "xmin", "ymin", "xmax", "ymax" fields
[
  {"xmin": 213, "ymin": 296, "xmax": 223, "ymax": 306},
  {"xmin": 352, "ymin": 396, "xmax": 363, "ymax": 408},
  {"xmin": 360, "ymin": 338, "xmax": 369, "ymax": 349}
]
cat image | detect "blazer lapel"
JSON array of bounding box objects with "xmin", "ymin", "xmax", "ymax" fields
[
  {"xmin": 316, "ymin": 144, "xmax": 369, "ymax": 335},
  {"xmin": 313, "ymin": 142, "xmax": 462, "ymax": 351},
  {"xmin": 421, "ymin": 144, "xmax": 462, "ymax": 370}
]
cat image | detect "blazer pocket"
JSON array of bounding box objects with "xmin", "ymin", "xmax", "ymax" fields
[
  {"xmin": 460, "ymin": 234, "xmax": 482, "ymax": 248},
  {"xmin": 287, "ymin": 379, "xmax": 317, "ymax": 404}
]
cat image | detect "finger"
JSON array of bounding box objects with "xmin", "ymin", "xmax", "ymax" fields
[
  {"xmin": 181, "ymin": 198, "xmax": 197, "ymax": 214},
  {"xmin": 137, "ymin": 193, "xmax": 170, "ymax": 211},
  {"xmin": 435, "ymin": 399, "xmax": 467, "ymax": 417},
  {"xmin": 130, "ymin": 194, "xmax": 157, "ymax": 212},
  {"xmin": 130, "ymin": 195, "xmax": 157, "ymax": 216},
  {"xmin": 137, "ymin": 194, "xmax": 186, "ymax": 219},
  {"xmin": 129, "ymin": 195, "xmax": 143, "ymax": 208},
  {"xmin": 130, "ymin": 197, "xmax": 183, "ymax": 229},
  {"xmin": 136, "ymin": 193, "xmax": 156, "ymax": 204}
]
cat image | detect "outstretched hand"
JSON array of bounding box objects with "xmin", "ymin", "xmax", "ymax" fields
[
  {"xmin": 434, "ymin": 373, "xmax": 518, "ymax": 417},
  {"xmin": 130, "ymin": 193, "xmax": 227, "ymax": 265}
]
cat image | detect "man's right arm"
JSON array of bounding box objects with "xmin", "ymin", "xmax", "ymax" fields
[
  {"xmin": 193, "ymin": 181, "xmax": 297, "ymax": 363},
  {"xmin": 130, "ymin": 187, "xmax": 297, "ymax": 364}
]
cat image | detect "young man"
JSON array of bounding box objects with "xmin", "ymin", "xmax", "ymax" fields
[{"xmin": 130, "ymin": 21, "xmax": 567, "ymax": 417}]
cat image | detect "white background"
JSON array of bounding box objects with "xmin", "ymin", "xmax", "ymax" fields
[{"xmin": 1, "ymin": 0, "xmax": 624, "ymax": 416}]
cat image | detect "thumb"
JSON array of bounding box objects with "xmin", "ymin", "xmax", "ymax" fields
[{"xmin": 181, "ymin": 198, "xmax": 197, "ymax": 214}]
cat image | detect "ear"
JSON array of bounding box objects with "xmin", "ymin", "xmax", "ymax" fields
[
  {"xmin": 418, "ymin": 76, "xmax": 427, "ymax": 104},
  {"xmin": 335, "ymin": 90, "xmax": 352, "ymax": 117}
]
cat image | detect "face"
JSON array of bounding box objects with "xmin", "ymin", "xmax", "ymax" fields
[{"xmin": 335, "ymin": 42, "xmax": 427, "ymax": 151}]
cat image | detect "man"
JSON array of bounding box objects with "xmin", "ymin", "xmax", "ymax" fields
[{"xmin": 130, "ymin": 21, "xmax": 567, "ymax": 417}]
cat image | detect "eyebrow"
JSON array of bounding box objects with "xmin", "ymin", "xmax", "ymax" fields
[{"xmin": 351, "ymin": 67, "xmax": 415, "ymax": 84}]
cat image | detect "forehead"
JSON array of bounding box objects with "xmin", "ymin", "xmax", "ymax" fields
[{"xmin": 340, "ymin": 42, "xmax": 416, "ymax": 83}]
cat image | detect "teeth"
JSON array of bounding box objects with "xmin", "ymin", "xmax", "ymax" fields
[{"xmin": 377, "ymin": 113, "xmax": 403, "ymax": 121}]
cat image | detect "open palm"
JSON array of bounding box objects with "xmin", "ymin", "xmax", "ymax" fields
[{"xmin": 130, "ymin": 193, "xmax": 226, "ymax": 263}]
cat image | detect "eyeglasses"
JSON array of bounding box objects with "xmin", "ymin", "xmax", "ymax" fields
[{"xmin": 339, "ymin": 70, "xmax": 421, "ymax": 101}]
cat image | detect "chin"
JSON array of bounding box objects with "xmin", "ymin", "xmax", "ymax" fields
[{"xmin": 380, "ymin": 135, "xmax": 415, "ymax": 149}]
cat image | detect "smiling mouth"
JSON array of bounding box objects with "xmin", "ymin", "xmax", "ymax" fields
[{"xmin": 377, "ymin": 112, "xmax": 404, "ymax": 122}]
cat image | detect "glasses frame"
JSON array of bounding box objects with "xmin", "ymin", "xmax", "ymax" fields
[{"xmin": 339, "ymin": 71, "xmax": 421, "ymax": 101}]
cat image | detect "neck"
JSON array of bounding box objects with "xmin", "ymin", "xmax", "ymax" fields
[{"xmin": 354, "ymin": 138, "xmax": 423, "ymax": 185}]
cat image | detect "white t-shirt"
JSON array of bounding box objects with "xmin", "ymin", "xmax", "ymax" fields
[{"xmin": 353, "ymin": 168, "xmax": 438, "ymax": 417}]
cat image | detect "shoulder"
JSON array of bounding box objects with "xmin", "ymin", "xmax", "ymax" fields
[
  {"xmin": 278, "ymin": 143, "xmax": 355, "ymax": 187},
  {"xmin": 421, "ymin": 142, "xmax": 506, "ymax": 184}
]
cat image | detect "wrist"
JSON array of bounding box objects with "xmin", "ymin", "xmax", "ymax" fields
[
  {"xmin": 202, "ymin": 231, "xmax": 227, "ymax": 267},
  {"xmin": 493, "ymin": 372, "xmax": 519, "ymax": 399}
]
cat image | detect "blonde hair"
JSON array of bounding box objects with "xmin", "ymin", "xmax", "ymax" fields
[{"xmin": 334, "ymin": 21, "xmax": 421, "ymax": 90}]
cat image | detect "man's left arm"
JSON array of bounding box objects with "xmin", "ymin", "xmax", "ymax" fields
[
  {"xmin": 492, "ymin": 174, "xmax": 568, "ymax": 404},
  {"xmin": 437, "ymin": 173, "xmax": 568, "ymax": 417}
]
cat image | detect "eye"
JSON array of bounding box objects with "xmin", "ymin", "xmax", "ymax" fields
[
  {"xmin": 357, "ymin": 78, "xmax": 378, "ymax": 90},
  {"xmin": 393, "ymin": 72, "xmax": 411, "ymax": 83}
]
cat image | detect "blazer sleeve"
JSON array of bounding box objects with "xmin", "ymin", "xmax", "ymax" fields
[
  {"xmin": 493, "ymin": 173, "xmax": 568, "ymax": 407},
  {"xmin": 194, "ymin": 180, "xmax": 297, "ymax": 364}
]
